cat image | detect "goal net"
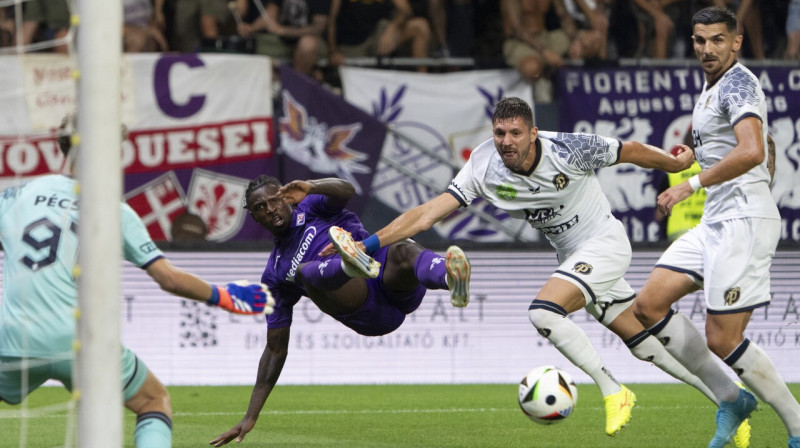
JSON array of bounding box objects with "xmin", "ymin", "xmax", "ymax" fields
[{"xmin": 0, "ymin": 0, "xmax": 123, "ymax": 446}]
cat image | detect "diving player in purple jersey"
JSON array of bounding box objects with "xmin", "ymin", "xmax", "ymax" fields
[{"xmin": 210, "ymin": 175, "xmax": 470, "ymax": 446}]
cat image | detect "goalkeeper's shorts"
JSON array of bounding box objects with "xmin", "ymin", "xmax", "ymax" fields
[{"xmin": 0, "ymin": 346, "xmax": 149, "ymax": 404}]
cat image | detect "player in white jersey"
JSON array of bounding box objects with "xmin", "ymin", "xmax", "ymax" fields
[
  {"xmin": 632, "ymin": 7, "xmax": 800, "ymax": 448},
  {"xmin": 0, "ymin": 113, "xmax": 274, "ymax": 448},
  {"xmin": 319, "ymin": 96, "xmax": 756, "ymax": 441}
]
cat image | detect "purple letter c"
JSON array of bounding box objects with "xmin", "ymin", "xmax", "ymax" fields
[{"xmin": 154, "ymin": 55, "xmax": 206, "ymax": 119}]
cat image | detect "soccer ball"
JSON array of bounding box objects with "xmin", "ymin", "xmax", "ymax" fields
[{"xmin": 518, "ymin": 365, "xmax": 578, "ymax": 424}]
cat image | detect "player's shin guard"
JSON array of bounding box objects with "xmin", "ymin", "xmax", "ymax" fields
[
  {"xmin": 134, "ymin": 412, "xmax": 172, "ymax": 448},
  {"xmin": 626, "ymin": 330, "xmax": 717, "ymax": 404},
  {"xmin": 299, "ymin": 260, "xmax": 353, "ymax": 290},
  {"xmin": 648, "ymin": 309, "xmax": 740, "ymax": 403},
  {"xmin": 529, "ymin": 300, "xmax": 620, "ymax": 396},
  {"xmin": 727, "ymin": 339, "xmax": 800, "ymax": 436},
  {"xmin": 413, "ymin": 250, "xmax": 448, "ymax": 290}
]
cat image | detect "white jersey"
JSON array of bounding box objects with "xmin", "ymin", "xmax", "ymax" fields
[
  {"xmin": 692, "ymin": 61, "xmax": 779, "ymax": 223},
  {"xmin": 448, "ymin": 131, "xmax": 622, "ymax": 252}
]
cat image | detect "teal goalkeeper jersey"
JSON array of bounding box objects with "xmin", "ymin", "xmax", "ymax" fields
[{"xmin": 0, "ymin": 174, "xmax": 163, "ymax": 358}]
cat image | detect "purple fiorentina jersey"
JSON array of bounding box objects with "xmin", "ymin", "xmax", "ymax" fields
[{"xmin": 262, "ymin": 194, "xmax": 367, "ymax": 329}]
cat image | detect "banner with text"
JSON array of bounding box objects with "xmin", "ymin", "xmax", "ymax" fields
[
  {"xmin": 340, "ymin": 67, "xmax": 539, "ymax": 243},
  {"xmin": 0, "ymin": 53, "xmax": 277, "ymax": 242},
  {"xmin": 559, "ymin": 65, "xmax": 800, "ymax": 242}
]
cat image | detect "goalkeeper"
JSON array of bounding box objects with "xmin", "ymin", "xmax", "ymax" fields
[
  {"xmin": 0, "ymin": 113, "xmax": 275, "ymax": 448},
  {"xmin": 209, "ymin": 175, "xmax": 470, "ymax": 446}
]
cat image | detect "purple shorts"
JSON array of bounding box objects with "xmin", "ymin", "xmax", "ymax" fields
[{"xmin": 332, "ymin": 245, "xmax": 426, "ymax": 336}]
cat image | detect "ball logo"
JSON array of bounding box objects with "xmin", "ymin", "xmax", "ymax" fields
[
  {"xmin": 496, "ymin": 184, "xmax": 517, "ymax": 200},
  {"xmin": 572, "ymin": 262, "xmax": 593, "ymax": 275},
  {"xmin": 552, "ymin": 173, "xmax": 569, "ymax": 191},
  {"xmin": 724, "ymin": 287, "xmax": 741, "ymax": 305}
]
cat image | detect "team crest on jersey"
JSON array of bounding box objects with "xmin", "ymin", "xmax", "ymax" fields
[
  {"xmin": 296, "ymin": 212, "xmax": 306, "ymax": 226},
  {"xmin": 496, "ymin": 184, "xmax": 517, "ymax": 200},
  {"xmin": 572, "ymin": 262, "xmax": 593, "ymax": 275},
  {"xmin": 724, "ymin": 287, "xmax": 741, "ymax": 305},
  {"xmin": 552, "ymin": 173, "xmax": 569, "ymax": 191}
]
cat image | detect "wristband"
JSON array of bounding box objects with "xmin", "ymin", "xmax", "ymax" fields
[
  {"xmin": 688, "ymin": 175, "xmax": 703, "ymax": 192},
  {"xmin": 362, "ymin": 234, "xmax": 380, "ymax": 255},
  {"xmin": 207, "ymin": 285, "xmax": 220, "ymax": 305}
]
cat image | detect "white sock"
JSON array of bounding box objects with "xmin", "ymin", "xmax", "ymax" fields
[
  {"xmin": 648, "ymin": 310, "xmax": 739, "ymax": 403},
  {"xmin": 529, "ymin": 302, "xmax": 621, "ymax": 397},
  {"xmin": 728, "ymin": 339, "xmax": 800, "ymax": 436},
  {"xmin": 627, "ymin": 331, "xmax": 717, "ymax": 405}
]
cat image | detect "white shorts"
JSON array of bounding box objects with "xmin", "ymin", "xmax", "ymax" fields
[
  {"xmin": 552, "ymin": 219, "xmax": 635, "ymax": 326},
  {"xmin": 655, "ymin": 217, "xmax": 780, "ymax": 313}
]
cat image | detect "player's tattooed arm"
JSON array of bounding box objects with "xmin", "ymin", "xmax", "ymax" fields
[{"xmin": 767, "ymin": 134, "xmax": 775, "ymax": 187}]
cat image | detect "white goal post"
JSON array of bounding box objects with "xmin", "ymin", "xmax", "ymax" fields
[{"xmin": 75, "ymin": 0, "xmax": 123, "ymax": 446}]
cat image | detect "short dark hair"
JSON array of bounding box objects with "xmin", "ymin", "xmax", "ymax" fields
[
  {"xmin": 243, "ymin": 175, "xmax": 282, "ymax": 209},
  {"xmin": 492, "ymin": 97, "xmax": 534, "ymax": 129},
  {"xmin": 692, "ymin": 6, "xmax": 737, "ymax": 33}
]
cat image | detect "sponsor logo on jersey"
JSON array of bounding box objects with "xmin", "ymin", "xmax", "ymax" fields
[
  {"xmin": 496, "ymin": 184, "xmax": 517, "ymax": 200},
  {"xmin": 540, "ymin": 215, "xmax": 579, "ymax": 235},
  {"xmin": 572, "ymin": 262, "xmax": 593, "ymax": 275},
  {"xmin": 552, "ymin": 173, "xmax": 569, "ymax": 191},
  {"xmin": 139, "ymin": 242, "xmax": 158, "ymax": 254},
  {"xmin": 286, "ymin": 226, "xmax": 317, "ymax": 282},
  {"xmin": 724, "ymin": 286, "xmax": 741, "ymax": 305},
  {"xmin": 524, "ymin": 205, "xmax": 564, "ymax": 224}
]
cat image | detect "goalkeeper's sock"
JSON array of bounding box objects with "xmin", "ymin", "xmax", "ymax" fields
[
  {"xmin": 134, "ymin": 412, "xmax": 172, "ymax": 448},
  {"xmin": 625, "ymin": 330, "xmax": 717, "ymax": 404},
  {"xmin": 727, "ymin": 339, "xmax": 800, "ymax": 436},
  {"xmin": 413, "ymin": 250, "xmax": 448, "ymax": 290},
  {"xmin": 647, "ymin": 309, "xmax": 740, "ymax": 403},
  {"xmin": 299, "ymin": 260, "xmax": 353, "ymax": 290},
  {"xmin": 529, "ymin": 300, "xmax": 621, "ymax": 397}
]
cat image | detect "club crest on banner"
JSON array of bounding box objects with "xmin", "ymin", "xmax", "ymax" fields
[
  {"xmin": 279, "ymin": 90, "xmax": 371, "ymax": 194},
  {"xmin": 124, "ymin": 172, "xmax": 187, "ymax": 240},
  {"xmin": 187, "ymin": 168, "xmax": 248, "ymax": 241}
]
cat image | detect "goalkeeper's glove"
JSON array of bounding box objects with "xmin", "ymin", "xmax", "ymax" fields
[{"xmin": 207, "ymin": 281, "xmax": 275, "ymax": 315}]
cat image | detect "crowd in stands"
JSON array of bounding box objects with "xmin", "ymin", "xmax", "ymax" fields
[{"xmin": 2, "ymin": 0, "xmax": 799, "ymax": 101}]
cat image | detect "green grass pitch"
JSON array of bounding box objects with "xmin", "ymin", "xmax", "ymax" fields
[{"xmin": 1, "ymin": 383, "xmax": 797, "ymax": 447}]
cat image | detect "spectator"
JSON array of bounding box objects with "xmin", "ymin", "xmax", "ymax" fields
[
  {"xmin": 788, "ymin": 0, "xmax": 800, "ymax": 59},
  {"xmin": 238, "ymin": 0, "xmax": 330, "ymax": 78},
  {"xmin": 409, "ymin": 0, "xmax": 447, "ymax": 57},
  {"xmin": 562, "ymin": 0, "xmax": 610, "ymax": 60},
  {"xmin": 169, "ymin": 0, "xmax": 242, "ymax": 53},
  {"xmin": 327, "ymin": 0, "xmax": 432, "ymax": 73},
  {"xmin": 21, "ymin": 0, "xmax": 70, "ymax": 53},
  {"xmin": 0, "ymin": 6, "xmax": 14, "ymax": 47},
  {"xmin": 443, "ymin": 0, "xmax": 474, "ymax": 58},
  {"xmin": 500, "ymin": 0, "xmax": 577, "ymax": 103},
  {"xmin": 630, "ymin": 0, "xmax": 686, "ymax": 59},
  {"xmin": 124, "ymin": 0, "xmax": 169, "ymax": 52},
  {"xmin": 709, "ymin": 0, "xmax": 763, "ymax": 59}
]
